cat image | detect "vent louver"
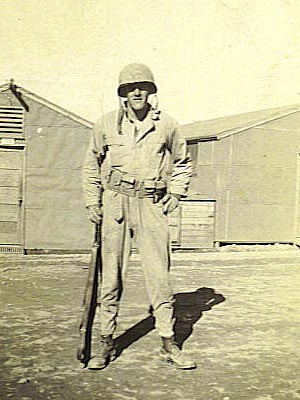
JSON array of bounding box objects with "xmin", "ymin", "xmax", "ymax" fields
[{"xmin": 0, "ymin": 106, "xmax": 24, "ymax": 134}]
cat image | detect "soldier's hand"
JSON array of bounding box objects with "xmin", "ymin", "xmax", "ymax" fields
[
  {"xmin": 161, "ymin": 193, "xmax": 180, "ymax": 215},
  {"xmin": 87, "ymin": 205, "xmax": 103, "ymax": 223}
]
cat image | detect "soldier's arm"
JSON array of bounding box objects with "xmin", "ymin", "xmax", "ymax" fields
[
  {"xmin": 82, "ymin": 119, "xmax": 106, "ymax": 211},
  {"xmin": 167, "ymin": 121, "xmax": 193, "ymax": 198}
]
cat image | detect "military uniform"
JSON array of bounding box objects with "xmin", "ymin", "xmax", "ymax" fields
[
  {"xmin": 82, "ymin": 63, "xmax": 196, "ymax": 370},
  {"xmin": 82, "ymin": 107, "xmax": 192, "ymax": 337}
]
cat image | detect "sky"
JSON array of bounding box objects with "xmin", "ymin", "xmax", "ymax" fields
[{"xmin": 1, "ymin": 0, "xmax": 300, "ymax": 124}]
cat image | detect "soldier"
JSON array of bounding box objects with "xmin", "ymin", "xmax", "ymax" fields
[{"xmin": 82, "ymin": 63, "xmax": 196, "ymax": 370}]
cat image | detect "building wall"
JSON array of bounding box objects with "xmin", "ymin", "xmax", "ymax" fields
[
  {"xmin": 0, "ymin": 149, "xmax": 24, "ymax": 248},
  {"xmin": 224, "ymin": 126, "xmax": 298, "ymax": 242},
  {"xmin": 4, "ymin": 89, "xmax": 300, "ymax": 248},
  {"xmin": 0, "ymin": 92, "xmax": 26, "ymax": 252},
  {"xmin": 188, "ymin": 113, "xmax": 300, "ymax": 243},
  {"xmin": 23, "ymin": 97, "xmax": 93, "ymax": 250}
]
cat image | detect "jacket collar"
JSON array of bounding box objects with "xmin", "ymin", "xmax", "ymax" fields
[{"xmin": 123, "ymin": 106, "xmax": 161, "ymax": 143}]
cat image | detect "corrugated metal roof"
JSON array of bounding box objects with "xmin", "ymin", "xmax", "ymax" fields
[
  {"xmin": 182, "ymin": 103, "xmax": 300, "ymax": 142},
  {"xmin": 0, "ymin": 82, "xmax": 93, "ymax": 129}
]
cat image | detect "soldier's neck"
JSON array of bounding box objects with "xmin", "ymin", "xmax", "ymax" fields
[{"xmin": 127, "ymin": 104, "xmax": 150, "ymax": 122}]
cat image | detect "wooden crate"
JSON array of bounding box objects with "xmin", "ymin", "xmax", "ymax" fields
[{"xmin": 169, "ymin": 200, "xmax": 216, "ymax": 248}]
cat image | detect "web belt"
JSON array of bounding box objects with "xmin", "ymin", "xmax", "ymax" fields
[{"xmin": 105, "ymin": 169, "xmax": 166, "ymax": 200}]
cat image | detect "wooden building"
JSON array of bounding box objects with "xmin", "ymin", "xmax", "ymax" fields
[
  {"xmin": 0, "ymin": 82, "xmax": 93, "ymax": 253},
  {"xmin": 182, "ymin": 104, "xmax": 300, "ymax": 246},
  {"xmin": 4, "ymin": 83, "xmax": 298, "ymax": 250},
  {"xmin": 0, "ymin": 82, "xmax": 215, "ymax": 252}
]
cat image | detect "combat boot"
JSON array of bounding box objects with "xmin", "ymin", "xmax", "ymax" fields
[
  {"xmin": 87, "ymin": 335, "xmax": 116, "ymax": 370},
  {"xmin": 159, "ymin": 336, "xmax": 197, "ymax": 370}
]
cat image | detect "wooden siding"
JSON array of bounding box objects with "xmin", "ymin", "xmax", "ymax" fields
[
  {"xmin": 0, "ymin": 149, "xmax": 24, "ymax": 246},
  {"xmin": 169, "ymin": 200, "xmax": 215, "ymax": 248},
  {"xmin": 168, "ymin": 206, "xmax": 181, "ymax": 245}
]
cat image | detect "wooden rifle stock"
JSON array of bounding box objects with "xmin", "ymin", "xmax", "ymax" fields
[{"xmin": 77, "ymin": 222, "xmax": 102, "ymax": 366}]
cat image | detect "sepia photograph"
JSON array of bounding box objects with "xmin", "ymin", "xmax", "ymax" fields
[{"xmin": 0, "ymin": 1, "xmax": 300, "ymax": 399}]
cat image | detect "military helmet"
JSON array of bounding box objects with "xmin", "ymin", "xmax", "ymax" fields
[{"xmin": 118, "ymin": 63, "xmax": 157, "ymax": 97}]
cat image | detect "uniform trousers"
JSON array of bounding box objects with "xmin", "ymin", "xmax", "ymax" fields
[{"xmin": 99, "ymin": 189, "xmax": 174, "ymax": 338}]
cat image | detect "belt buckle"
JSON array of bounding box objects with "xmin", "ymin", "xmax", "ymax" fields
[
  {"xmin": 108, "ymin": 169, "xmax": 122, "ymax": 186},
  {"xmin": 120, "ymin": 176, "xmax": 136, "ymax": 197}
]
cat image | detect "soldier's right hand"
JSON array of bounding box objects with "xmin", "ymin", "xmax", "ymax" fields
[{"xmin": 87, "ymin": 205, "xmax": 103, "ymax": 224}]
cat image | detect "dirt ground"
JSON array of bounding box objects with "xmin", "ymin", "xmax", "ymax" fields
[{"xmin": 0, "ymin": 248, "xmax": 299, "ymax": 400}]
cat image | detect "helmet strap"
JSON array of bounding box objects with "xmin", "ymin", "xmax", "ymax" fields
[
  {"xmin": 150, "ymin": 94, "xmax": 160, "ymax": 117},
  {"xmin": 117, "ymin": 98, "xmax": 127, "ymax": 134}
]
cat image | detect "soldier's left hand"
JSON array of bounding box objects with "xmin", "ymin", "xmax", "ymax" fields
[{"xmin": 162, "ymin": 193, "xmax": 180, "ymax": 215}]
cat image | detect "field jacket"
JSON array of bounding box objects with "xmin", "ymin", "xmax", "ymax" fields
[{"xmin": 82, "ymin": 108, "xmax": 193, "ymax": 207}]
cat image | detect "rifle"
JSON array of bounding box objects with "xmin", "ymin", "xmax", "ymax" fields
[{"xmin": 77, "ymin": 221, "xmax": 102, "ymax": 366}]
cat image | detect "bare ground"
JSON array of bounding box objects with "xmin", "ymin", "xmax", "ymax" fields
[{"xmin": 0, "ymin": 249, "xmax": 299, "ymax": 400}]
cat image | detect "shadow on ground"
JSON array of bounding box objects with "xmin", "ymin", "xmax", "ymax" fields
[{"xmin": 113, "ymin": 287, "xmax": 225, "ymax": 357}]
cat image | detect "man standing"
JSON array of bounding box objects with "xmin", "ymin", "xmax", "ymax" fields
[{"xmin": 82, "ymin": 63, "xmax": 195, "ymax": 370}]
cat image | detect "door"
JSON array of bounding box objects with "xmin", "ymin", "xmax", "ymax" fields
[{"xmin": 0, "ymin": 149, "xmax": 24, "ymax": 248}]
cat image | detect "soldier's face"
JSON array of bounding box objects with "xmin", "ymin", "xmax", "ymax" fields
[{"xmin": 126, "ymin": 84, "xmax": 150, "ymax": 111}]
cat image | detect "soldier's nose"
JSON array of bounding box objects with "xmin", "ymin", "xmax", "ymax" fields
[{"xmin": 134, "ymin": 88, "xmax": 141, "ymax": 96}]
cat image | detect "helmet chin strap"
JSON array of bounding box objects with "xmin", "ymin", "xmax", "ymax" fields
[
  {"xmin": 150, "ymin": 94, "xmax": 159, "ymax": 115},
  {"xmin": 117, "ymin": 98, "xmax": 127, "ymax": 134}
]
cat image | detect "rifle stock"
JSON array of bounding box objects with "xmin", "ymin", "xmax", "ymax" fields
[{"xmin": 77, "ymin": 222, "xmax": 102, "ymax": 365}]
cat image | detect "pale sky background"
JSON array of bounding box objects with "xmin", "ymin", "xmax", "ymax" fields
[{"xmin": 1, "ymin": 0, "xmax": 300, "ymax": 124}]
